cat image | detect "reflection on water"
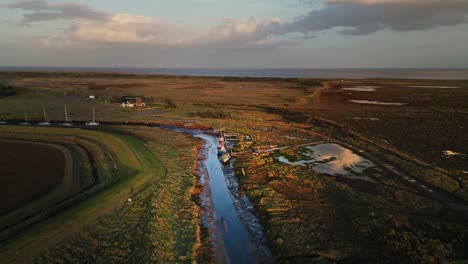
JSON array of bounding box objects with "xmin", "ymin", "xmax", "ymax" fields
[
  {"xmin": 195, "ymin": 134, "xmax": 272, "ymax": 264},
  {"xmin": 278, "ymin": 143, "xmax": 375, "ymax": 180},
  {"xmin": 342, "ymin": 86, "xmax": 379, "ymax": 92},
  {"xmin": 349, "ymin": 100, "xmax": 406, "ymax": 106},
  {"xmin": 309, "ymin": 144, "xmax": 374, "ymax": 175}
]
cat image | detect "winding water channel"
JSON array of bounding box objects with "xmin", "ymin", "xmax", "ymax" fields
[
  {"xmin": 3, "ymin": 121, "xmax": 272, "ymax": 262},
  {"xmin": 193, "ymin": 132, "xmax": 272, "ymax": 263}
]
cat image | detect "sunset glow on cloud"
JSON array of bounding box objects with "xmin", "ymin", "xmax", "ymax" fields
[{"xmin": 1, "ymin": 0, "xmax": 467, "ymax": 68}]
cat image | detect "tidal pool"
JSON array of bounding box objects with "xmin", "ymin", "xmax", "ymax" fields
[
  {"xmin": 342, "ymin": 86, "xmax": 379, "ymax": 92},
  {"xmin": 277, "ymin": 143, "xmax": 376, "ymax": 180},
  {"xmin": 349, "ymin": 100, "xmax": 406, "ymax": 106}
]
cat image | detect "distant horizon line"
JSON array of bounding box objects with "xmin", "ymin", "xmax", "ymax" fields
[{"xmin": 1, "ymin": 66, "xmax": 468, "ymax": 70}]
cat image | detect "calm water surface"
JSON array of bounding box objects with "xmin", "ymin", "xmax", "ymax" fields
[
  {"xmin": 195, "ymin": 133, "xmax": 272, "ymax": 264},
  {"xmin": 1, "ymin": 67, "xmax": 467, "ymax": 79}
]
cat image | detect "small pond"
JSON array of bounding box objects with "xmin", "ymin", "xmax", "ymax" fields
[{"xmin": 277, "ymin": 143, "xmax": 376, "ymax": 181}]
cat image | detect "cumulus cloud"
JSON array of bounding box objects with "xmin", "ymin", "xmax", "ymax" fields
[
  {"xmin": 1, "ymin": 0, "xmax": 109, "ymax": 23},
  {"xmin": 66, "ymin": 14, "xmax": 193, "ymax": 45},
  {"xmin": 202, "ymin": 17, "xmax": 284, "ymax": 44},
  {"xmin": 286, "ymin": 0, "xmax": 468, "ymax": 35},
  {"xmin": 0, "ymin": 1, "xmax": 288, "ymax": 49},
  {"xmin": 39, "ymin": 13, "xmax": 289, "ymax": 49}
]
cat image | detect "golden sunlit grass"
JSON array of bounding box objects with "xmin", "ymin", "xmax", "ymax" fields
[
  {"xmin": 0, "ymin": 72, "xmax": 467, "ymax": 263},
  {"xmin": 36, "ymin": 127, "xmax": 201, "ymax": 263}
]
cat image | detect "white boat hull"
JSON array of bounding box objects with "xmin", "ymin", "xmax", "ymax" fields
[
  {"xmin": 85, "ymin": 122, "xmax": 100, "ymax": 126},
  {"xmin": 221, "ymin": 152, "xmax": 231, "ymax": 164}
]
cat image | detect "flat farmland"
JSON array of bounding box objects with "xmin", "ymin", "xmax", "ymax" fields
[{"xmin": 0, "ymin": 140, "xmax": 65, "ymax": 214}]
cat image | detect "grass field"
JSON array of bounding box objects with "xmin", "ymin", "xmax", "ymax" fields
[{"xmin": 36, "ymin": 126, "xmax": 201, "ymax": 263}]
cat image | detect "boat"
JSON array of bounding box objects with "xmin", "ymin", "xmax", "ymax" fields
[
  {"xmin": 220, "ymin": 216, "xmax": 229, "ymax": 232},
  {"xmin": 85, "ymin": 106, "xmax": 99, "ymax": 126},
  {"xmin": 61, "ymin": 106, "xmax": 73, "ymax": 126},
  {"xmin": 0, "ymin": 121, "xmax": 7, "ymax": 125},
  {"xmin": 20, "ymin": 105, "xmax": 31, "ymax": 126},
  {"xmin": 218, "ymin": 130, "xmax": 225, "ymax": 143},
  {"xmin": 221, "ymin": 151, "xmax": 231, "ymax": 164},
  {"xmin": 218, "ymin": 145, "xmax": 227, "ymax": 155},
  {"xmin": 38, "ymin": 105, "xmax": 51, "ymax": 126},
  {"xmin": 218, "ymin": 130, "xmax": 228, "ymax": 154}
]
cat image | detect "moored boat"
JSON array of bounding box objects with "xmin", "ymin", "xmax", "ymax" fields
[
  {"xmin": 61, "ymin": 105, "xmax": 73, "ymax": 126},
  {"xmin": 21, "ymin": 105, "xmax": 30, "ymax": 125},
  {"xmin": 85, "ymin": 106, "xmax": 100, "ymax": 126},
  {"xmin": 38, "ymin": 105, "xmax": 51, "ymax": 126},
  {"xmin": 221, "ymin": 152, "xmax": 231, "ymax": 164}
]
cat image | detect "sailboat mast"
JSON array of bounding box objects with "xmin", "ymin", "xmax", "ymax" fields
[
  {"xmin": 23, "ymin": 105, "xmax": 27, "ymax": 122},
  {"xmin": 92, "ymin": 107, "xmax": 96, "ymax": 122},
  {"xmin": 65, "ymin": 106, "xmax": 69, "ymax": 122},
  {"xmin": 43, "ymin": 105, "xmax": 47, "ymax": 122}
]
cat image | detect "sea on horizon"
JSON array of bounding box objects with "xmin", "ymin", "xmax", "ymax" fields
[{"xmin": 0, "ymin": 67, "xmax": 467, "ymax": 80}]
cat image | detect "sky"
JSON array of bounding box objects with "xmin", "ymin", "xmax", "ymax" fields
[{"xmin": 0, "ymin": 0, "xmax": 467, "ymax": 68}]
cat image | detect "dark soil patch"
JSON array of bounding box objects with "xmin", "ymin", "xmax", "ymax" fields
[
  {"xmin": 334, "ymin": 177, "xmax": 380, "ymax": 195},
  {"xmin": 0, "ymin": 140, "xmax": 65, "ymax": 214}
]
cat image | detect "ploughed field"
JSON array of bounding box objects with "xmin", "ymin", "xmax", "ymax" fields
[{"xmin": 0, "ymin": 140, "xmax": 65, "ymax": 214}]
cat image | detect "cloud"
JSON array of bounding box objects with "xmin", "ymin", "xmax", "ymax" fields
[
  {"xmin": 202, "ymin": 17, "xmax": 285, "ymax": 44},
  {"xmin": 1, "ymin": 0, "xmax": 109, "ymax": 23},
  {"xmin": 0, "ymin": 1, "xmax": 288, "ymax": 49},
  {"xmin": 286, "ymin": 0, "xmax": 468, "ymax": 35},
  {"xmin": 5, "ymin": 0, "xmax": 468, "ymax": 52},
  {"xmin": 66, "ymin": 14, "xmax": 193, "ymax": 45},
  {"xmin": 40, "ymin": 13, "xmax": 289, "ymax": 49}
]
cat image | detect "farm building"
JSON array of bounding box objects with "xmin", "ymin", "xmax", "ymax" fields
[{"xmin": 121, "ymin": 96, "xmax": 146, "ymax": 108}]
